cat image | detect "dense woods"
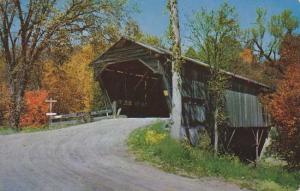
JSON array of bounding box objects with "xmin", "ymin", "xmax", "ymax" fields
[{"xmin": 0, "ymin": 0, "xmax": 299, "ymax": 168}]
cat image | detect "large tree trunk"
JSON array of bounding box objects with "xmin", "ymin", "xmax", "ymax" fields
[
  {"xmin": 9, "ymin": 93, "xmax": 23, "ymax": 131},
  {"xmin": 169, "ymin": 0, "xmax": 182, "ymax": 140},
  {"xmin": 8, "ymin": 68, "xmax": 26, "ymax": 131}
]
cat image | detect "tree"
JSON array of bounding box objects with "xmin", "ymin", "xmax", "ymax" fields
[
  {"xmin": 124, "ymin": 20, "xmax": 163, "ymax": 47},
  {"xmin": 264, "ymin": 35, "xmax": 300, "ymax": 168},
  {"xmin": 187, "ymin": 2, "xmax": 241, "ymax": 153},
  {"xmin": 185, "ymin": 47, "xmax": 199, "ymax": 59},
  {"xmin": 167, "ymin": 0, "xmax": 182, "ymax": 139},
  {"xmin": 42, "ymin": 44, "xmax": 104, "ymax": 114},
  {"xmin": 42, "ymin": 60, "xmax": 85, "ymax": 114},
  {"xmin": 247, "ymin": 9, "xmax": 298, "ymax": 66},
  {"xmin": 0, "ymin": 0, "xmax": 130, "ymax": 130}
]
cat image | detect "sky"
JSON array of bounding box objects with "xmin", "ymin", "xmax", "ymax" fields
[{"xmin": 131, "ymin": 0, "xmax": 300, "ymax": 47}]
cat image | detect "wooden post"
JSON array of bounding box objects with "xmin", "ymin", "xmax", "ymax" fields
[
  {"xmin": 46, "ymin": 98, "xmax": 57, "ymax": 126},
  {"xmin": 112, "ymin": 101, "xmax": 117, "ymax": 118},
  {"xmin": 226, "ymin": 128, "xmax": 236, "ymax": 149},
  {"xmin": 255, "ymin": 129, "xmax": 259, "ymax": 166}
]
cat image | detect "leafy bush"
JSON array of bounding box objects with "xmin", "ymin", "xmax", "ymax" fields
[
  {"xmin": 128, "ymin": 122, "xmax": 300, "ymax": 191},
  {"xmin": 20, "ymin": 90, "xmax": 49, "ymax": 127}
]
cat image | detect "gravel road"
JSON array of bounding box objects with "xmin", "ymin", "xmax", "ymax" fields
[{"xmin": 0, "ymin": 118, "xmax": 247, "ymax": 191}]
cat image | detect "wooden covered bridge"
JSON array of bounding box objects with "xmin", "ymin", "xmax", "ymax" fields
[{"xmin": 92, "ymin": 37, "xmax": 272, "ymax": 161}]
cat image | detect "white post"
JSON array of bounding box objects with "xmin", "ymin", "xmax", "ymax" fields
[
  {"xmin": 46, "ymin": 98, "xmax": 57, "ymax": 127},
  {"xmin": 169, "ymin": 0, "xmax": 182, "ymax": 140}
]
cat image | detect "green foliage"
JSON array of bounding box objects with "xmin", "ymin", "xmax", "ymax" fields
[
  {"xmin": 269, "ymin": 10, "xmax": 298, "ymax": 38},
  {"xmin": 124, "ymin": 20, "xmax": 163, "ymax": 47},
  {"xmin": 187, "ymin": 3, "xmax": 241, "ymax": 152},
  {"xmin": 128, "ymin": 122, "xmax": 300, "ymax": 191},
  {"xmin": 196, "ymin": 129, "xmax": 212, "ymax": 150},
  {"xmin": 248, "ymin": 8, "xmax": 299, "ymax": 63},
  {"xmin": 188, "ymin": 2, "xmax": 241, "ymax": 70},
  {"xmin": 91, "ymin": 81, "xmax": 105, "ymax": 111},
  {"xmin": 184, "ymin": 47, "xmax": 199, "ymax": 59}
]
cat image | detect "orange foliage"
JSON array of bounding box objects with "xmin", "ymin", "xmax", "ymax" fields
[
  {"xmin": 268, "ymin": 64, "xmax": 300, "ymax": 129},
  {"xmin": 20, "ymin": 90, "xmax": 49, "ymax": 127},
  {"xmin": 264, "ymin": 35, "xmax": 300, "ymax": 167},
  {"xmin": 240, "ymin": 48, "xmax": 254, "ymax": 64}
]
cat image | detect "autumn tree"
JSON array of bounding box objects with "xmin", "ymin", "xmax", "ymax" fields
[
  {"xmin": 0, "ymin": 0, "xmax": 130, "ymax": 130},
  {"xmin": 62, "ymin": 45, "xmax": 102, "ymax": 112},
  {"xmin": 42, "ymin": 60, "xmax": 84, "ymax": 114},
  {"xmin": 265, "ymin": 35, "xmax": 300, "ymax": 168},
  {"xmin": 187, "ymin": 2, "xmax": 241, "ymax": 153},
  {"xmin": 42, "ymin": 44, "xmax": 104, "ymax": 114}
]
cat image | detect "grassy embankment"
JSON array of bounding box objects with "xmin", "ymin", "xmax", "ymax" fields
[{"xmin": 127, "ymin": 122, "xmax": 300, "ymax": 191}]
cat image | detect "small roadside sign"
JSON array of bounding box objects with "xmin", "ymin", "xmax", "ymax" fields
[{"xmin": 46, "ymin": 113, "xmax": 57, "ymax": 116}]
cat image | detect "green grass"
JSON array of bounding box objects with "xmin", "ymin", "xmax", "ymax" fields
[
  {"xmin": 0, "ymin": 126, "xmax": 18, "ymax": 135},
  {"xmin": 0, "ymin": 123, "xmax": 80, "ymax": 135},
  {"xmin": 128, "ymin": 122, "xmax": 300, "ymax": 191}
]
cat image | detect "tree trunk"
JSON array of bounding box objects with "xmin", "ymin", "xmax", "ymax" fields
[
  {"xmin": 169, "ymin": 0, "xmax": 182, "ymax": 140},
  {"xmin": 214, "ymin": 109, "xmax": 219, "ymax": 154},
  {"xmin": 8, "ymin": 70, "xmax": 26, "ymax": 131},
  {"xmin": 9, "ymin": 92, "xmax": 23, "ymax": 131}
]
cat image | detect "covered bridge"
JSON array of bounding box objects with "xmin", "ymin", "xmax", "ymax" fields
[{"xmin": 92, "ymin": 37, "xmax": 272, "ymax": 161}]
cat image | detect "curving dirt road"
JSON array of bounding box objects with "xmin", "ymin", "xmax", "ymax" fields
[{"xmin": 0, "ymin": 118, "xmax": 247, "ymax": 191}]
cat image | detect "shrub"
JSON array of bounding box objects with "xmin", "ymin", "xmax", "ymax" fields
[{"xmin": 20, "ymin": 90, "xmax": 49, "ymax": 127}]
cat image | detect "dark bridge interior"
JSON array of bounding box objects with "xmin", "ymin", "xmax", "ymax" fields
[{"xmin": 100, "ymin": 60, "xmax": 169, "ymax": 117}]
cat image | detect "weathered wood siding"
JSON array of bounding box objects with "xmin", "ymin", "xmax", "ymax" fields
[
  {"xmin": 93, "ymin": 38, "xmax": 272, "ymax": 128},
  {"xmin": 93, "ymin": 40, "xmax": 162, "ymax": 79},
  {"xmin": 225, "ymin": 90, "xmax": 271, "ymax": 127},
  {"xmin": 180, "ymin": 61, "xmax": 271, "ymax": 128}
]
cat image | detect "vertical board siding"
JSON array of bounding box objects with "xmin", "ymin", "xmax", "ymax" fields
[
  {"xmin": 225, "ymin": 90, "xmax": 270, "ymax": 127},
  {"xmin": 94, "ymin": 38, "xmax": 272, "ymax": 128}
]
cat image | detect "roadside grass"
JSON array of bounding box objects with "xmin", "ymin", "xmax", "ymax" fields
[
  {"xmin": 0, "ymin": 123, "xmax": 80, "ymax": 135},
  {"xmin": 127, "ymin": 122, "xmax": 300, "ymax": 191},
  {"xmin": 0, "ymin": 126, "xmax": 17, "ymax": 135}
]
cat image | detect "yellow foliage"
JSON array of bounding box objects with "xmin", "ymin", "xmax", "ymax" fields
[
  {"xmin": 145, "ymin": 130, "xmax": 166, "ymax": 145},
  {"xmin": 62, "ymin": 45, "xmax": 96, "ymax": 112},
  {"xmin": 240, "ymin": 48, "xmax": 254, "ymax": 64},
  {"xmin": 0, "ymin": 58, "xmax": 9, "ymax": 123},
  {"xmin": 42, "ymin": 44, "xmax": 100, "ymax": 113}
]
